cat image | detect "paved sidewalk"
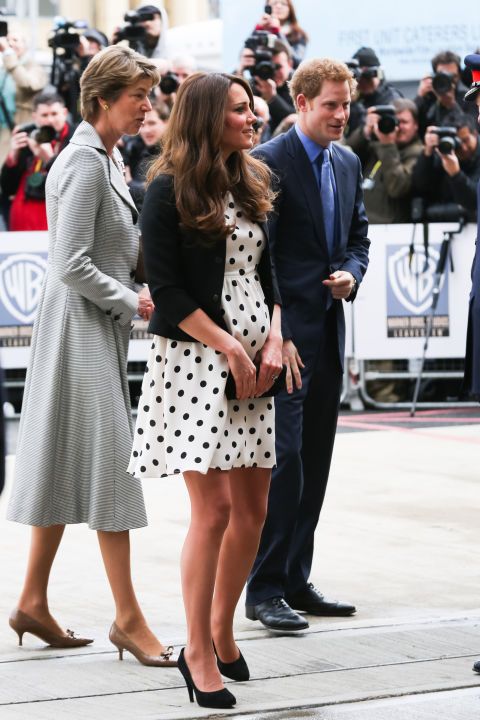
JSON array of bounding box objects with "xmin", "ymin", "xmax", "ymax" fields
[{"xmin": 1, "ymin": 412, "xmax": 479, "ymax": 718}]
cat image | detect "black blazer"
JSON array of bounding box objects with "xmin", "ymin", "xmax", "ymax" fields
[{"xmin": 141, "ymin": 173, "xmax": 282, "ymax": 341}]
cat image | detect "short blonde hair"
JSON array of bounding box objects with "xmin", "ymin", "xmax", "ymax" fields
[
  {"xmin": 80, "ymin": 45, "xmax": 161, "ymax": 122},
  {"xmin": 289, "ymin": 58, "xmax": 357, "ymax": 111}
]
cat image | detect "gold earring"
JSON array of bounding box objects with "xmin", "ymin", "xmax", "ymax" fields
[{"xmin": 103, "ymin": 104, "xmax": 109, "ymax": 110}]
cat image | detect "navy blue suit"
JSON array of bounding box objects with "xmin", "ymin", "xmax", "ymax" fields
[
  {"xmin": 463, "ymin": 181, "xmax": 480, "ymax": 398},
  {"xmin": 246, "ymin": 127, "xmax": 370, "ymax": 604}
]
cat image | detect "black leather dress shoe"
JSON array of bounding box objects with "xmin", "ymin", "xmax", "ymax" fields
[
  {"xmin": 286, "ymin": 583, "xmax": 356, "ymax": 616},
  {"xmin": 473, "ymin": 660, "xmax": 480, "ymax": 673},
  {"xmin": 245, "ymin": 597, "xmax": 309, "ymax": 632}
]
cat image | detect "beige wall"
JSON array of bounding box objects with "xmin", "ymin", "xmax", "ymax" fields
[{"xmin": 11, "ymin": 0, "xmax": 212, "ymax": 54}]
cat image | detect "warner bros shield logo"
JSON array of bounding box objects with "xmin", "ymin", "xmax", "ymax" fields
[
  {"xmin": 0, "ymin": 253, "xmax": 48, "ymax": 325},
  {"xmin": 386, "ymin": 244, "xmax": 449, "ymax": 338}
]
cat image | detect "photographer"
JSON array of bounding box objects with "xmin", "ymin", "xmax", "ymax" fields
[
  {"xmin": 0, "ymin": 31, "xmax": 46, "ymax": 127},
  {"xmin": 122, "ymin": 100, "xmax": 170, "ymax": 212},
  {"xmin": 349, "ymin": 99, "xmax": 423, "ymax": 224},
  {"xmin": 412, "ymin": 114, "xmax": 480, "ymax": 222},
  {"xmin": 254, "ymin": 0, "xmax": 308, "ymax": 68},
  {"xmin": 114, "ymin": 5, "xmax": 169, "ymax": 59},
  {"xmin": 1, "ymin": 92, "xmax": 73, "ymax": 230},
  {"xmin": 345, "ymin": 46, "xmax": 402, "ymax": 138},
  {"xmin": 250, "ymin": 39, "xmax": 295, "ymax": 133},
  {"xmin": 415, "ymin": 50, "xmax": 477, "ymax": 139}
]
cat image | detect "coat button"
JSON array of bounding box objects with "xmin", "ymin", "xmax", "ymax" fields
[
  {"xmin": 129, "ymin": 270, "xmax": 135, "ymax": 278},
  {"xmin": 106, "ymin": 309, "xmax": 112, "ymax": 315},
  {"xmin": 114, "ymin": 314, "xmax": 121, "ymax": 321},
  {"xmin": 212, "ymin": 294, "xmax": 219, "ymax": 303}
]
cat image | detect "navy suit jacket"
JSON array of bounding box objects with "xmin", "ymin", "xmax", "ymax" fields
[
  {"xmin": 464, "ymin": 181, "xmax": 480, "ymax": 397},
  {"xmin": 252, "ymin": 127, "xmax": 370, "ymax": 367}
]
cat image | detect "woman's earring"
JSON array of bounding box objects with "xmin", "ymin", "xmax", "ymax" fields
[{"xmin": 103, "ymin": 104, "xmax": 109, "ymax": 110}]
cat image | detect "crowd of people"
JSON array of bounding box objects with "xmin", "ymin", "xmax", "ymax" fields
[
  {"xmin": 2, "ymin": 0, "xmax": 480, "ymax": 711},
  {"xmin": 0, "ymin": 5, "xmax": 478, "ymax": 231}
]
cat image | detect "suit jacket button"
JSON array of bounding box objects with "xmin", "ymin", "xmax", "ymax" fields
[
  {"xmin": 212, "ymin": 294, "xmax": 219, "ymax": 302},
  {"xmin": 214, "ymin": 256, "xmax": 222, "ymax": 264}
]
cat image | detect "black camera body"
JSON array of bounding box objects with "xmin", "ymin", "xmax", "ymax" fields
[
  {"xmin": 374, "ymin": 104, "xmax": 398, "ymax": 134},
  {"xmin": 116, "ymin": 10, "xmax": 154, "ymax": 47},
  {"xmin": 360, "ymin": 66, "xmax": 379, "ymax": 81},
  {"xmin": 431, "ymin": 126, "xmax": 460, "ymax": 155},
  {"xmin": 244, "ymin": 31, "xmax": 278, "ymax": 81},
  {"xmin": 159, "ymin": 72, "xmax": 179, "ymax": 95},
  {"xmin": 48, "ymin": 20, "xmax": 81, "ymax": 50},
  {"xmin": 432, "ymin": 71, "xmax": 455, "ymax": 95},
  {"xmin": 16, "ymin": 123, "xmax": 57, "ymax": 145}
]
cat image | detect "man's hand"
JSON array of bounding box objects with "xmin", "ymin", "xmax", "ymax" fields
[
  {"xmin": 424, "ymin": 126, "xmax": 439, "ymax": 157},
  {"xmin": 363, "ymin": 109, "xmax": 379, "ymax": 140},
  {"xmin": 28, "ymin": 138, "xmax": 54, "ymax": 163},
  {"xmin": 323, "ymin": 271, "xmax": 356, "ymax": 300},
  {"xmin": 282, "ymin": 339, "xmax": 304, "ymax": 394},
  {"xmin": 438, "ymin": 149, "xmax": 460, "ymax": 177},
  {"xmin": 256, "ymin": 12, "xmax": 281, "ymax": 32},
  {"xmin": 417, "ymin": 76, "xmax": 433, "ymax": 97},
  {"xmin": 254, "ymin": 76, "xmax": 277, "ymax": 102},
  {"xmin": 0, "ymin": 37, "xmax": 10, "ymax": 53}
]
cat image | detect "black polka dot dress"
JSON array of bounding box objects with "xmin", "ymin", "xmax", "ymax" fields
[{"xmin": 128, "ymin": 194, "xmax": 276, "ymax": 478}]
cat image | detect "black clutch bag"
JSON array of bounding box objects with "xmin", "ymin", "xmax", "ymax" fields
[{"xmin": 225, "ymin": 364, "xmax": 287, "ymax": 400}]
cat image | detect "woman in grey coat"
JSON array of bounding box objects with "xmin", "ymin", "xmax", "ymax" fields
[{"xmin": 7, "ymin": 46, "xmax": 175, "ymax": 666}]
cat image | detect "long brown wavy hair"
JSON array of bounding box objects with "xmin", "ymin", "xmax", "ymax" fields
[{"xmin": 147, "ymin": 72, "xmax": 275, "ymax": 243}]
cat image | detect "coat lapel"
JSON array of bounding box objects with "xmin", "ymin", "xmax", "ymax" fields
[
  {"xmin": 285, "ymin": 128, "xmax": 328, "ymax": 252},
  {"xmin": 69, "ymin": 121, "xmax": 138, "ymax": 222}
]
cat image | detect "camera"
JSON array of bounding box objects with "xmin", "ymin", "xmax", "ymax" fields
[
  {"xmin": 244, "ymin": 31, "xmax": 278, "ymax": 81},
  {"xmin": 346, "ymin": 59, "xmax": 360, "ymax": 80},
  {"xmin": 48, "ymin": 18, "xmax": 85, "ymax": 50},
  {"xmin": 159, "ymin": 72, "xmax": 179, "ymax": 95},
  {"xmin": 374, "ymin": 105, "xmax": 398, "ymax": 134},
  {"xmin": 359, "ymin": 66, "xmax": 379, "ymax": 81},
  {"xmin": 115, "ymin": 9, "xmax": 154, "ymax": 51},
  {"xmin": 16, "ymin": 123, "xmax": 57, "ymax": 144},
  {"xmin": 431, "ymin": 126, "xmax": 461, "ymax": 155},
  {"xmin": 432, "ymin": 71, "xmax": 455, "ymax": 95}
]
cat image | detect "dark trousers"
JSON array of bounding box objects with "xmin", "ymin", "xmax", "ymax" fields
[{"xmin": 246, "ymin": 309, "xmax": 342, "ymax": 604}]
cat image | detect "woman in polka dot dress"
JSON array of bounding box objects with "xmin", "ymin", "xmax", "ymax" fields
[{"xmin": 129, "ymin": 73, "xmax": 282, "ymax": 708}]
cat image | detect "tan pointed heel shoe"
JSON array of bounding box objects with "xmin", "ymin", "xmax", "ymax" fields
[
  {"xmin": 109, "ymin": 622, "xmax": 177, "ymax": 667},
  {"xmin": 9, "ymin": 609, "xmax": 93, "ymax": 648}
]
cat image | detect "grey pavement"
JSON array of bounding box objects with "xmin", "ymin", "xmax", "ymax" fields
[{"xmin": 0, "ymin": 413, "xmax": 479, "ymax": 719}]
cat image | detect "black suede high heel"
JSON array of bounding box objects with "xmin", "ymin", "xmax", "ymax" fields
[
  {"xmin": 177, "ymin": 648, "xmax": 236, "ymax": 709},
  {"xmin": 213, "ymin": 640, "xmax": 250, "ymax": 681}
]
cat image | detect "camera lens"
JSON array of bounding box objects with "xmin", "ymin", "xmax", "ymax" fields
[
  {"xmin": 432, "ymin": 72, "xmax": 452, "ymax": 95},
  {"xmin": 255, "ymin": 61, "xmax": 275, "ymax": 81},
  {"xmin": 377, "ymin": 114, "xmax": 397, "ymax": 134},
  {"xmin": 438, "ymin": 136, "xmax": 455, "ymax": 155},
  {"xmin": 159, "ymin": 73, "xmax": 180, "ymax": 95},
  {"xmin": 32, "ymin": 126, "xmax": 57, "ymax": 144}
]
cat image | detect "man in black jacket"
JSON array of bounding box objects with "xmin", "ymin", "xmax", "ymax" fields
[
  {"xmin": 412, "ymin": 114, "xmax": 480, "ymax": 221},
  {"xmin": 345, "ymin": 46, "xmax": 402, "ymax": 138},
  {"xmin": 414, "ymin": 50, "xmax": 478, "ymax": 139},
  {"xmin": 253, "ymin": 40, "xmax": 295, "ymax": 133}
]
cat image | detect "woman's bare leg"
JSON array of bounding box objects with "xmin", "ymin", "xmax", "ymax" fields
[
  {"xmin": 182, "ymin": 468, "xmax": 231, "ymax": 692},
  {"xmin": 211, "ymin": 467, "xmax": 271, "ymax": 661}
]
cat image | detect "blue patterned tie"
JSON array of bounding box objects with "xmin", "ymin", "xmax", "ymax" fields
[{"xmin": 316, "ymin": 148, "xmax": 336, "ymax": 255}]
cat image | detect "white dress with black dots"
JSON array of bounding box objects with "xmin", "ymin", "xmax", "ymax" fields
[{"xmin": 128, "ymin": 194, "xmax": 276, "ymax": 478}]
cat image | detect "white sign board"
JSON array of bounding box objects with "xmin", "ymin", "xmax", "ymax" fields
[{"xmin": 354, "ymin": 223, "xmax": 474, "ymax": 360}]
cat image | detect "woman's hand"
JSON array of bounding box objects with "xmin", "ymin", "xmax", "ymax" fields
[
  {"xmin": 255, "ymin": 332, "xmax": 283, "ymax": 397},
  {"xmin": 137, "ymin": 285, "xmax": 154, "ymax": 321},
  {"xmin": 226, "ymin": 340, "xmax": 257, "ymax": 400}
]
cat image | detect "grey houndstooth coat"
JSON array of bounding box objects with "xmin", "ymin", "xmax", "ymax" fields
[{"xmin": 7, "ymin": 121, "xmax": 147, "ymax": 530}]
